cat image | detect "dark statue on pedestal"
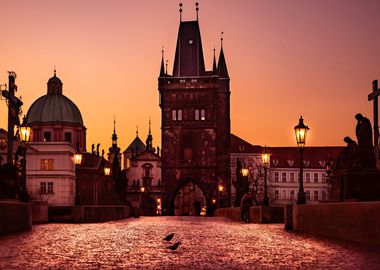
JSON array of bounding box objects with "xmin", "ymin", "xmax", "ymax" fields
[{"xmin": 332, "ymin": 113, "xmax": 380, "ymax": 202}]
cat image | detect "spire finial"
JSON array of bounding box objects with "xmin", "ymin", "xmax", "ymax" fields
[
  {"xmin": 196, "ymin": 2, "xmax": 199, "ymax": 21},
  {"xmin": 149, "ymin": 117, "xmax": 151, "ymax": 135},
  {"xmin": 221, "ymin": 32, "xmax": 224, "ymax": 48},
  {"xmin": 136, "ymin": 125, "xmax": 139, "ymax": 137},
  {"xmin": 54, "ymin": 66, "xmax": 56, "ymax": 77},
  {"xmin": 162, "ymin": 46, "xmax": 164, "ymax": 59},
  {"xmin": 179, "ymin": 3, "xmax": 183, "ymax": 22},
  {"xmin": 113, "ymin": 116, "xmax": 116, "ymax": 134}
]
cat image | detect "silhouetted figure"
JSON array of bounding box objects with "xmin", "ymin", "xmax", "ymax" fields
[
  {"xmin": 337, "ymin": 137, "xmax": 358, "ymax": 169},
  {"xmin": 91, "ymin": 144, "xmax": 95, "ymax": 154},
  {"xmin": 355, "ymin": 113, "xmax": 376, "ymax": 168},
  {"xmin": 240, "ymin": 191, "xmax": 251, "ymax": 223},
  {"xmin": 163, "ymin": 233, "xmax": 174, "ymax": 241},
  {"xmin": 167, "ymin": 242, "xmax": 181, "ymax": 250}
]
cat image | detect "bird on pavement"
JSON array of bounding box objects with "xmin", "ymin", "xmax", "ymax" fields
[
  {"xmin": 163, "ymin": 233, "xmax": 175, "ymax": 241},
  {"xmin": 167, "ymin": 242, "xmax": 181, "ymax": 251}
]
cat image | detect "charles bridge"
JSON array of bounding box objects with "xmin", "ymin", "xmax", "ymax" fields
[{"xmin": 1, "ymin": 216, "xmax": 380, "ymax": 270}]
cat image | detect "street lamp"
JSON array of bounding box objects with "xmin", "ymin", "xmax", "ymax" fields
[
  {"xmin": 104, "ymin": 167, "xmax": 111, "ymax": 176},
  {"xmin": 74, "ymin": 143, "xmax": 82, "ymax": 205},
  {"xmin": 294, "ymin": 116, "xmax": 309, "ymax": 204},
  {"xmin": 261, "ymin": 145, "xmax": 270, "ymax": 206},
  {"xmin": 18, "ymin": 117, "xmax": 31, "ymax": 202},
  {"xmin": 241, "ymin": 167, "xmax": 249, "ymax": 177},
  {"xmin": 218, "ymin": 184, "xmax": 224, "ymax": 208},
  {"xmin": 74, "ymin": 144, "xmax": 82, "ymax": 165}
]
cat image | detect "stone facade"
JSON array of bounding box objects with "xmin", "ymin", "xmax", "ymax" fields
[{"xmin": 159, "ymin": 17, "xmax": 230, "ymax": 215}]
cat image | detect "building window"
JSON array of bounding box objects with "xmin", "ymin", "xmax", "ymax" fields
[
  {"xmin": 41, "ymin": 159, "xmax": 54, "ymax": 170},
  {"xmin": 306, "ymin": 190, "xmax": 310, "ymax": 200},
  {"xmin": 314, "ymin": 190, "xmax": 319, "ymax": 201},
  {"xmin": 282, "ymin": 172, "xmax": 286, "ymax": 182},
  {"xmin": 200, "ymin": 109, "xmax": 206, "ymax": 120},
  {"xmin": 64, "ymin": 132, "xmax": 72, "ymax": 143},
  {"xmin": 172, "ymin": 110, "xmax": 182, "ymax": 121},
  {"xmin": 322, "ymin": 190, "xmax": 327, "ymax": 200},
  {"xmin": 290, "ymin": 173, "xmax": 294, "ymax": 183},
  {"xmin": 274, "ymin": 190, "xmax": 279, "ymax": 199},
  {"xmin": 195, "ymin": 109, "xmax": 200, "ymax": 120},
  {"xmin": 274, "ymin": 172, "xmax": 279, "ymax": 182},
  {"xmin": 282, "ymin": 190, "xmax": 286, "ymax": 200},
  {"xmin": 314, "ymin": 173, "xmax": 319, "ymax": 183},
  {"xmin": 40, "ymin": 182, "xmax": 53, "ymax": 194},
  {"xmin": 305, "ymin": 173, "xmax": 310, "ymax": 183},
  {"xmin": 43, "ymin": 132, "xmax": 51, "ymax": 142},
  {"xmin": 290, "ymin": 190, "xmax": 295, "ymax": 200}
]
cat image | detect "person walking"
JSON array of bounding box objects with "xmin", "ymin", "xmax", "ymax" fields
[{"xmin": 240, "ymin": 191, "xmax": 251, "ymax": 223}]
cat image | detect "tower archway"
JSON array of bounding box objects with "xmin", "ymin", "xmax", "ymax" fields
[{"xmin": 172, "ymin": 180, "xmax": 208, "ymax": 216}]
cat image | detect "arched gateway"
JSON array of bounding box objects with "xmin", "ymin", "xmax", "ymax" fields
[{"xmin": 159, "ymin": 7, "xmax": 231, "ymax": 216}]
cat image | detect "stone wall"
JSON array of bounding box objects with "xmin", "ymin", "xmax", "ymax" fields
[
  {"xmin": 0, "ymin": 201, "xmax": 32, "ymax": 235},
  {"xmin": 31, "ymin": 200, "xmax": 48, "ymax": 224},
  {"xmin": 214, "ymin": 206, "xmax": 284, "ymax": 223},
  {"xmin": 293, "ymin": 202, "xmax": 380, "ymax": 245}
]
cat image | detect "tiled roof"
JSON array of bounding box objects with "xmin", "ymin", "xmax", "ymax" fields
[
  {"xmin": 269, "ymin": 146, "xmax": 344, "ymax": 169},
  {"xmin": 230, "ymin": 134, "xmax": 261, "ymax": 153}
]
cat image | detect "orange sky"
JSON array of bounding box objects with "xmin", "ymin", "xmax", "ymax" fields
[{"xmin": 1, "ymin": 0, "xmax": 380, "ymax": 152}]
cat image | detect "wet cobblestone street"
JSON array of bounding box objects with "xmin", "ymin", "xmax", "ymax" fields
[{"xmin": 1, "ymin": 216, "xmax": 380, "ymax": 269}]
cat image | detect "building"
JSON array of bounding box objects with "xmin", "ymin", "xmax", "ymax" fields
[
  {"xmin": 122, "ymin": 129, "xmax": 146, "ymax": 170},
  {"xmin": 269, "ymin": 147, "xmax": 343, "ymax": 205},
  {"xmin": 159, "ymin": 9, "xmax": 231, "ymax": 215},
  {"xmin": 124, "ymin": 123, "xmax": 162, "ymax": 215},
  {"xmin": 24, "ymin": 71, "xmax": 86, "ymax": 206}
]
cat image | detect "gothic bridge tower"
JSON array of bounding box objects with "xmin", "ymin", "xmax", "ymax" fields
[{"xmin": 159, "ymin": 4, "xmax": 230, "ymax": 215}]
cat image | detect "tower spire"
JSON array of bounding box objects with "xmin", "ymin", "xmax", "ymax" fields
[
  {"xmin": 196, "ymin": 2, "xmax": 199, "ymax": 21},
  {"xmin": 179, "ymin": 3, "xmax": 183, "ymax": 22},
  {"xmin": 212, "ymin": 46, "xmax": 217, "ymax": 72},
  {"xmin": 146, "ymin": 118, "xmax": 153, "ymax": 152},
  {"xmin": 218, "ymin": 32, "xmax": 229, "ymax": 78},
  {"xmin": 160, "ymin": 46, "xmax": 165, "ymax": 77}
]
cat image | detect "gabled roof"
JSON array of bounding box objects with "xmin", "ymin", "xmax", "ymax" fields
[
  {"xmin": 123, "ymin": 136, "xmax": 146, "ymax": 154},
  {"xmin": 269, "ymin": 146, "xmax": 344, "ymax": 169},
  {"xmin": 230, "ymin": 134, "xmax": 261, "ymax": 153}
]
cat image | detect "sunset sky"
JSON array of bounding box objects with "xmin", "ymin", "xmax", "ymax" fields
[{"xmin": 1, "ymin": 0, "xmax": 380, "ymax": 152}]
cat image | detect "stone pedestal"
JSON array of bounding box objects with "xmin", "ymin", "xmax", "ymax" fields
[{"xmin": 331, "ymin": 169, "xmax": 380, "ymax": 201}]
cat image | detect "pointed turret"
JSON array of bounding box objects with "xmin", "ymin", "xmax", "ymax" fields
[
  {"xmin": 109, "ymin": 117, "xmax": 120, "ymax": 154},
  {"xmin": 146, "ymin": 118, "xmax": 154, "ymax": 152},
  {"xmin": 212, "ymin": 47, "xmax": 217, "ymax": 73},
  {"xmin": 218, "ymin": 38, "xmax": 229, "ymax": 78},
  {"xmin": 160, "ymin": 47, "xmax": 165, "ymax": 77}
]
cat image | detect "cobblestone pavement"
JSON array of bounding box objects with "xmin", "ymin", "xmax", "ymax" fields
[{"xmin": 1, "ymin": 217, "xmax": 380, "ymax": 270}]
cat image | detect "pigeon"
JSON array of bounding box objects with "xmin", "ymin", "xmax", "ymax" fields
[
  {"xmin": 167, "ymin": 242, "xmax": 181, "ymax": 251},
  {"xmin": 163, "ymin": 233, "xmax": 174, "ymax": 241}
]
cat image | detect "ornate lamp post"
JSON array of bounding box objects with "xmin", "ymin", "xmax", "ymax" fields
[
  {"xmin": 218, "ymin": 183, "xmax": 224, "ymax": 208},
  {"xmin": 18, "ymin": 117, "xmax": 31, "ymax": 202},
  {"xmin": 261, "ymin": 145, "xmax": 270, "ymax": 206},
  {"xmin": 104, "ymin": 167, "xmax": 111, "ymax": 176},
  {"xmin": 294, "ymin": 116, "xmax": 309, "ymax": 204}
]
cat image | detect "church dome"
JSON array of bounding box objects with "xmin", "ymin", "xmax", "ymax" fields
[{"xmin": 26, "ymin": 73, "xmax": 83, "ymax": 125}]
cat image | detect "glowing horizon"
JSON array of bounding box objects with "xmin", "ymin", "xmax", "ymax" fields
[{"xmin": 1, "ymin": 0, "xmax": 379, "ymax": 152}]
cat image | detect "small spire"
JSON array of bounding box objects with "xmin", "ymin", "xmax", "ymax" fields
[
  {"xmin": 149, "ymin": 117, "xmax": 151, "ymax": 135},
  {"xmin": 218, "ymin": 33, "xmax": 229, "ymax": 78},
  {"xmin": 179, "ymin": 3, "xmax": 183, "ymax": 22},
  {"xmin": 54, "ymin": 66, "xmax": 56, "ymax": 77},
  {"xmin": 196, "ymin": 2, "xmax": 199, "ymax": 21},
  {"xmin": 113, "ymin": 116, "xmax": 116, "ymax": 134},
  {"xmin": 160, "ymin": 46, "xmax": 165, "ymax": 77},
  {"xmin": 212, "ymin": 46, "xmax": 217, "ymax": 72},
  {"xmin": 221, "ymin": 32, "xmax": 224, "ymax": 48},
  {"xmin": 136, "ymin": 125, "xmax": 139, "ymax": 137}
]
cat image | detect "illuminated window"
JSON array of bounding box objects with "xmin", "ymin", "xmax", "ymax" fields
[
  {"xmin": 200, "ymin": 109, "xmax": 206, "ymax": 120},
  {"xmin": 41, "ymin": 159, "xmax": 54, "ymax": 170}
]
